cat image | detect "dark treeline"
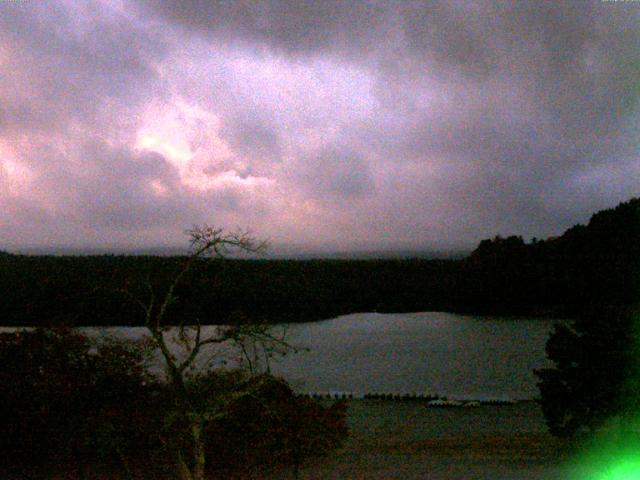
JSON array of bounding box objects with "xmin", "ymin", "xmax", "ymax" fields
[
  {"xmin": 0, "ymin": 328, "xmax": 347, "ymax": 479},
  {"xmin": 1, "ymin": 197, "xmax": 639, "ymax": 326}
]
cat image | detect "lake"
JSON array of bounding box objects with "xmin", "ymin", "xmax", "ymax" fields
[
  {"xmin": 5, "ymin": 311, "xmax": 558, "ymax": 401},
  {"xmin": 270, "ymin": 312, "xmax": 557, "ymax": 400}
]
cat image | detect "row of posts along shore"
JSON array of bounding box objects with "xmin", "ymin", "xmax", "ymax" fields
[{"xmin": 296, "ymin": 392, "xmax": 519, "ymax": 405}]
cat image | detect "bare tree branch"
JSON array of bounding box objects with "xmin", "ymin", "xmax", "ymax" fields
[{"xmin": 114, "ymin": 224, "xmax": 294, "ymax": 480}]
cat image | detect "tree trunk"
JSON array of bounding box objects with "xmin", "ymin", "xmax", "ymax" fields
[
  {"xmin": 115, "ymin": 443, "xmax": 134, "ymax": 480},
  {"xmin": 174, "ymin": 448, "xmax": 194, "ymax": 480},
  {"xmin": 192, "ymin": 420, "xmax": 206, "ymax": 480}
]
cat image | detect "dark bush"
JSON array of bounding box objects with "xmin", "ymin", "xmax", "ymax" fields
[
  {"xmin": 0, "ymin": 328, "xmax": 159, "ymax": 478},
  {"xmin": 0, "ymin": 329, "xmax": 348, "ymax": 479},
  {"xmin": 204, "ymin": 374, "xmax": 348, "ymax": 477}
]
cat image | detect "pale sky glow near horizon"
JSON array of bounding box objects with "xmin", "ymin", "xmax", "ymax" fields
[{"xmin": 0, "ymin": 0, "xmax": 639, "ymax": 253}]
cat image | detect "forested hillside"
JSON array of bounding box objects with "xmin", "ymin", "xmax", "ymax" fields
[
  {"xmin": 456, "ymin": 197, "xmax": 640, "ymax": 315},
  {"xmin": 1, "ymin": 198, "xmax": 638, "ymax": 326}
]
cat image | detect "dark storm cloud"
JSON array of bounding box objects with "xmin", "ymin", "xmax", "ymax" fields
[
  {"xmin": 71, "ymin": 141, "xmax": 184, "ymax": 229},
  {"xmin": 218, "ymin": 114, "xmax": 282, "ymax": 166},
  {"xmin": 369, "ymin": 1, "xmax": 640, "ymax": 240},
  {"xmin": 1, "ymin": 0, "xmax": 639, "ymax": 250},
  {"xmin": 144, "ymin": 1, "xmax": 640, "ymax": 228},
  {"xmin": 0, "ymin": 1, "xmax": 168, "ymax": 136},
  {"xmin": 137, "ymin": 0, "xmax": 391, "ymax": 58},
  {"xmin": 291, "ymin": 145, "xmax": 374, "ymax": 199}
]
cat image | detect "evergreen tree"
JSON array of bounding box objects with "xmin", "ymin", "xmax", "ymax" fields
[{"xmin": 536, "ymin": 307, "xmax": 640, "ymax": 437}]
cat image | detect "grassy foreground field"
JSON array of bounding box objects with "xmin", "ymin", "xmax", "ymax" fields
[{"xmin": 272, "ymin": 400, "xmax": 583, "ymax": 479}]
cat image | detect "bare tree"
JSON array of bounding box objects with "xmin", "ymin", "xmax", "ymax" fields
[{"xmin": 121, "ymin": 226, "xmax": 289, "ymax": 480}]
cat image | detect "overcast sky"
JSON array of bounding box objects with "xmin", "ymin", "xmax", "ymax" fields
[{"xmin": 1, "ymin": 0, "xmax": 638, "ymax": 252}]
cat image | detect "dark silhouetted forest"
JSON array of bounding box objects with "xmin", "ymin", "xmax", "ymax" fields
[{"xmin": 1, "ymin": 197, "xmax": 639, "ymax": 326}]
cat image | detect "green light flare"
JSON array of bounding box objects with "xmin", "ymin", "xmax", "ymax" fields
[
  {"xmin": 564, "ymin": 309, "xmax": 640, "ymax": 479},
  {"xmin": 599, "ymin": 457, "xmax": 640, "ymax": 480},
  {"xmin": 564, "ymin": 430, "xmax": 640, "ymax": 479}
]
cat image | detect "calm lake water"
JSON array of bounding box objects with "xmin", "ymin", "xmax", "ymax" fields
[
  {"xmin": 270, "ymin": 312, "xmax": 557, "ymax": 400},
  {"xmin": 5, "ymin": 312, "xmax": 558, "ymax": 401}
]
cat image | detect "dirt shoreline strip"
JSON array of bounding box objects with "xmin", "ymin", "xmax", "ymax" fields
[{"xmin": 271, "ymin": 400, "xmax": 578, "ymax": 480}]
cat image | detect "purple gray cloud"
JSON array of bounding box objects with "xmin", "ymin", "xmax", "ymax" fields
[{"xmin": 1, "ymin": 0, "xmax": 639, "ymax": 252}]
